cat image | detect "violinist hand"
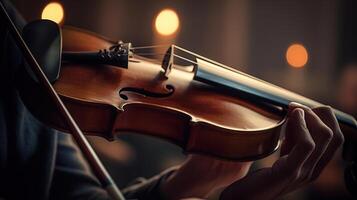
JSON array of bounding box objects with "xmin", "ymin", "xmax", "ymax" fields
[
  {"xmin": 159, "ymin": 103, "xmax": 344, "ymax": 200},
  {"xmin": 159, "ymin": 155, "xmax": 253, "ymax": 199},
  {"xmin": 220, "ymin": 103, "xmax": 344, "ymax": 200}
]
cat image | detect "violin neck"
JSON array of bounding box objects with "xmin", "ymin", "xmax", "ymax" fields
[{"xmin": 194, "ymin": 58, "xmax": 357, "ymax": 129}]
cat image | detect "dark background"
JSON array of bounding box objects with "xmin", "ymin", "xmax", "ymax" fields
[{"xmin": 9, "ymin": 0, "xmax": 357, "ymax": 199}]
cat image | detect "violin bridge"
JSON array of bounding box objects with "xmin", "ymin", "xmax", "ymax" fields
[{"xmin": 161, "ymin": 45, "xmax": 175, "ymax": 78}]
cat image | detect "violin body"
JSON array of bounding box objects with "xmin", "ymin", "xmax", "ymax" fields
[{"xmin": 19, "ymin": 26, "xmax": 285, "ymax": 161}]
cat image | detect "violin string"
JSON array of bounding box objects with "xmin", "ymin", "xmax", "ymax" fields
[
  {"xmin": 131, "ymin": 52, "xmax": 166, "ymax": 56},
  {"xmin": 130, "ymin": 45, "xmax": 312, "ymax": 97},
  {"xmin": 128, "ymin": 52, "xmax": 197, "ymax": 65},
  {"xmin": 131, "ymin": 45, "xmax": 225, "ymax": 68},
  {"xmin": 131, "ymin": 44, "xmax": 170, "ymax": 50},
  {"xmin": 131, "ymin": 46, "xmax": 292, "ymax": 93},
  {"xmin": 129, "ymin": 45, "xmax": 209, "ymax": 66},
  {"xmin": 171, "ymin": 45, "xmax": 291, "ymax": 90},
  {"xmin": 132, "ymin": 45, "xmax": 228, "ymax": 66},
  {"xmin": 128, "ymin": 52, "xmax": 198, "ymax": 65},
  {"xmin": 172, "ymin": 54, "xmax": 198, "ymax": 65},
  {"xmin": 171, "ymin": 45, "xmax": 268, "ymax": 80},
  {"xmin": 130, "ymin": 46, "xmax": 240, "ymax": 71},
  {"xmin": 131, "ymin": 52, "xmax": 197, "ymax": 65}
]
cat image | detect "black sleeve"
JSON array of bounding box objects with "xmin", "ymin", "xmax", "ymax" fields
[
  {"xmin": 51, "ymin": 132, "xmax": 177, "ymax": 200},
  {"xmin": 49, "ymin": 132, "xmax": 111, "ymax": 200},
  {"xmin": 1, "ymin": 1, "xmax": 176, "ymax": 199}
]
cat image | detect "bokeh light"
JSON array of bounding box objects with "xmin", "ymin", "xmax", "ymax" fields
[
  {"xmin": 155, "ymin": 9, "xmax": 179, "ymax": 36},
  {"xmin": 41, "ymin": 2, "xmax": 64, "ymax": 24},
  {"xmin": 286, "ymin": 43, "xmax": 308, "ymax": 68}
]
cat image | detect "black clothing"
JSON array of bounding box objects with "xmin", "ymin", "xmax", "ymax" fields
[{"xmin": 0, "ymin": 1, "xmax": 172, "ymax": 199}]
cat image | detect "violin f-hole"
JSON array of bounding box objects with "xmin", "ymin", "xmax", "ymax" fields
[{"xmin": 119, "ymin": 84, "xmax": 175, "ymax": 100}]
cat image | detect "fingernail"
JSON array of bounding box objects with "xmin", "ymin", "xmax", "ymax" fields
[
  {"xmin": 289, "ymin": 102, "xmax": 304, "ymax": 108},
  {"xmin": 288, "ymin": 102, "xmax": 303, "ymax": 117}
]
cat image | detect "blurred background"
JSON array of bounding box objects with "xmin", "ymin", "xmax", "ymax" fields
[{"xmin": 9, "ymin": 0, "xmax": 357, "ymax": 199}]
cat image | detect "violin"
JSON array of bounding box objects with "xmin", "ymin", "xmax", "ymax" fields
[
  {"xmin": 18, "ymin": 20, "xmax": 357, "ymax": 162},
  {"xmin": 0, "ymin": 0, "xmax": 353, "ymax": 193}
]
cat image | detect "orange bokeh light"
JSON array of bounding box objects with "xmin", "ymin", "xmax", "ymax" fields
[
  {"xmin": 286, "ymin": 44, "xmax": 308, "ymax": 68},
  {"xmin": 41, "ymin": 2, "xmax": 64, "ymax": 24},
  {"xmin": 155, "ymin": 9, "xmax": 179, "ymax": 36}
]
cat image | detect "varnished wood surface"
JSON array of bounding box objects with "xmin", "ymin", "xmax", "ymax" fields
[{"xmin": 24, "ymin": 26, "xmax": 286, "ymax": 160}]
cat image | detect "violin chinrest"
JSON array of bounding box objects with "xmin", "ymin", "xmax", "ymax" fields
[{"xmin": 22, "ymin": 19, "xmax": 61, "ymax": 83}]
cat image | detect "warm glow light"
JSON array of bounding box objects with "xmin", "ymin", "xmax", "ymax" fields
[
  {"xmin": 41, "ymin": 2, "xmax": 64, "ymax": 24},
  {"xmin": 155, "ymin": 9, "xmax": 179, "ymax": 36},
  {"xmin": 286, "ymin": 44, "xmax": 308, "ymax": 68}
]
